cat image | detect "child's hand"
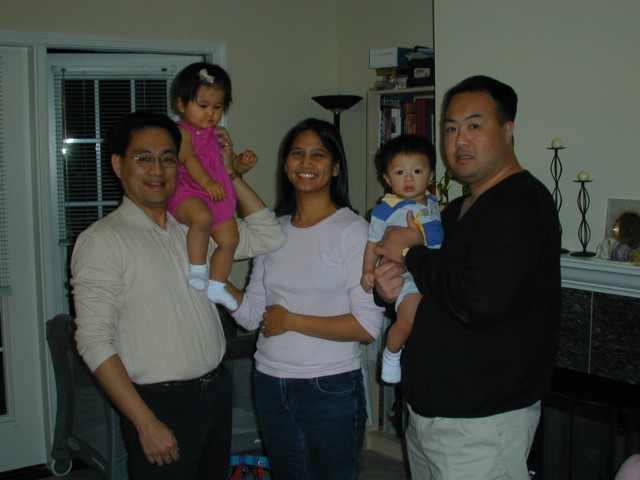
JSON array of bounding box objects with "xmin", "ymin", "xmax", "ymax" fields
[
  {"xmin": 361, "ymin": 271, "xmax": 375, "ymax": 294},
  {"xmin": 202, "ymin": 179, "xmax": 226, "ymax": 202},
  {"xmin": 234, "ymin": 150, "xmax": 258, "ymax": 175}
]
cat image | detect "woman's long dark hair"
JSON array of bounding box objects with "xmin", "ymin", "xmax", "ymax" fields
[{"xmin": 275, "ymin": 118, "xmax": 356, "ymax": 216}]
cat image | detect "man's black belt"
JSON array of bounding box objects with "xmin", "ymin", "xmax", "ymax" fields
[{"xmin": 134, "ymin": 363, "xmax": 224, "ymax": 393}]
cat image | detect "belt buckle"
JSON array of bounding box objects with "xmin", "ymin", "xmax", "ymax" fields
[
  {"xmin": 199, "ymin": 376, "xmax": 210, "ymax": 390},
  {"xmin": 198, "ymin": 369, "xmax": 218, "ymax": 390}
]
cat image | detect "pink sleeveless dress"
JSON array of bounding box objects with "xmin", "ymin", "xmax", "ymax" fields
[{"xmin": 168, "ymin": 120, "xmax": 237, "ymax": 229}]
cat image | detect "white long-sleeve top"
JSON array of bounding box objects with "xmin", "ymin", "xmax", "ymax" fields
[
  {"xmin": 72, "ymin": 196, "xmax": 285, "ymax": 384},
  {"xmin": 232, "ymin": 208, "xmax": 384, "ymax": 378}
]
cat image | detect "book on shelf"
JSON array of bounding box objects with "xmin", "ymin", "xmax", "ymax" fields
[
  {"xmin": 414, "ymin": 96, "xmax": 436, "ymax": 141},
  {"xmin": 378, "ymin": 93, "xmax": 434, "ymax": 145},
  {"xmin": 375, "ymin": 66, "xmax": 409, "ymax": 77}
]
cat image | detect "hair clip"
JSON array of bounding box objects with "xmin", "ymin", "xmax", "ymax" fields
[{"xmin": 198, "ymin": 68, "xmax": 215, "ymax": 84}]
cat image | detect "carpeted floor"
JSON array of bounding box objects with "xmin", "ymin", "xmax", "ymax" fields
[{"xmin": 360, "ymin": 448, "xmax": 411, "ymax": 479}]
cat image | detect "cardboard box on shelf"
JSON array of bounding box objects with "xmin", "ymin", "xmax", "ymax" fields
[{"xmin": 369, "ymin": 47, "xmax": 412, "ymax": 69}]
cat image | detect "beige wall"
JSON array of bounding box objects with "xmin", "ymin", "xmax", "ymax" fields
[
  {"xmin": 434, "ymin": 0, "xmax": 639, "ymax": 253},
  {"xmin": 0, "ymin": 0, "xmax": 433, "ymax": 284},
  {"xmin": 10, "ymin": 2, "xmax": 634, "ymax": 255},
  {"xmin": 0, "ymin": 0, "xmax": 338, "ymax": 211},
  {"xmin": 0, "ymin": 4, "xmax": 435, "ymax": 467},
  {"xmin": 337, "ymin": 1, "xmax": 434, "ymax": 214},
  {"xmin": 0, "ymin": 0, "xmax": 432, "ymax": 212}
]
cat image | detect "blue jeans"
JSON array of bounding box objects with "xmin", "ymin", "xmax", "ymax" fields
[{"xmin": 255, "ymin": 369, "xmax": 367, "ymax": 480}]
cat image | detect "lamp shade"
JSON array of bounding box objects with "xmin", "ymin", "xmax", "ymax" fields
[
  {"xmin": 312, "ymin": 95, "xmax": 363, "ymax": 113},
  {"xmin": 312, "ymin": 94, "xmax": 362, "ymax": 132}
]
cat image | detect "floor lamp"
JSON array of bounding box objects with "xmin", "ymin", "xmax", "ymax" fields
[{"xmin": 311, "ymin": 94, "xmax": 362, "ymax": 132}]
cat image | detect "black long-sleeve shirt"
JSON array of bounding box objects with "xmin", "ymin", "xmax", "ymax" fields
[{"xmin": 402, "ymin": 171, "xmax": 561, "ymax": 418}]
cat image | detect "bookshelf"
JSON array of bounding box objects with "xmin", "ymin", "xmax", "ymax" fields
[
  {"xmin": 365, "ymin": 86, "xmax": 436, "ymax": 214},
  {"xmin": 364, "ymin": 86, "xmax": 436, "ymax": 455}
]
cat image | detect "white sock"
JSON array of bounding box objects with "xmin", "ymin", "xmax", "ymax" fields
[
  {"xmin": 381, "ymin": 347, "xmax": 402, "ymax": 384},
  {"xmin": 207, "ymin": 280, "xmax": 238, "ymax": 311},
  {"xmin": 187, "ymin": 264, "xmax": 208, "ymax": 291}
]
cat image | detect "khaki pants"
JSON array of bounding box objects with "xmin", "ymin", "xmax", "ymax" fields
[{"xmin": 405, "ymin": 401, "xmax": 540, "ymax": 480}]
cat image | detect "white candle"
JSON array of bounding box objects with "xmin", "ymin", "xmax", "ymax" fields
[
  {"xmin": 578, "ymin": 171, "xmax": 590, "ymax": 181},
  {"xmin": 551, "ymin": 138, "xmax": 564, "ymax": 148}
]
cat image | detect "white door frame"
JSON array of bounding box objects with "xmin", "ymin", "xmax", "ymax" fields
[
  {"xmin": 0, "ymin": 29, "xmax": 225, "ymax": 473},
  {"xmin": 0, "ymin": 44, "xmax": 47, "ymax": 472}
]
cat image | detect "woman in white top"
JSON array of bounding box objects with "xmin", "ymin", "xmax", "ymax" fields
[{"xmin": 227, "ymin": 118, "xmax": 384, "ymax": 479}]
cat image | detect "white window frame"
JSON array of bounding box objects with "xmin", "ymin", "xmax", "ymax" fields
[
  {"xmin": 0, "ymin": 29, "xmax": 225, "ymax": 464},
  {"xmin": 0, "ymin": 30, "xmax": 226, "ymax": 318},
  {"xmin": 48, "ymin": 57, "xmax": 178, "ymax": 245}
]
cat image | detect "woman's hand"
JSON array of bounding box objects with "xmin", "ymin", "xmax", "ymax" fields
[
  {"xmin": 216, "ymin": 126, "xmax": 234, "ymax": 170},
  {"xmin": 260, "ymin": 304, "xmax": 374, "ymax": 342},
  {"xmin": 260, "ymin": 304, "xmax": 290, "ymax": 337}
]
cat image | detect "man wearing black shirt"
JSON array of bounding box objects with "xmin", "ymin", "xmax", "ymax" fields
[{"xmin": 374, "ymin": 75, "xmax": 560, "ymax": 479}]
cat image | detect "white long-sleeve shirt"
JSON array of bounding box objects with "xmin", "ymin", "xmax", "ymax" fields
[
  {"xmin": 232, "ymin": 208, "xmax": 384, "ymax": 378},
  {"xmin": 72, "ymin": 196, "xmax": 285, "ymax": 384}
]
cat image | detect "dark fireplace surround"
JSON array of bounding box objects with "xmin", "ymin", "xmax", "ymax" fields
[{"xmin": 529, "ymin": 257, "xmax": 640, "ymax": 479}]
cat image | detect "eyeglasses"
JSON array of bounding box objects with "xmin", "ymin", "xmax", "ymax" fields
[{"xmin": 126, "ymin": 154, "xmax": 179, "ymax": 168}]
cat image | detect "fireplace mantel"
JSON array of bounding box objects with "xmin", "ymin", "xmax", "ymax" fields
[{"xmin": 561, "ymin": 254, "xmax": 640, "ymax": 298}]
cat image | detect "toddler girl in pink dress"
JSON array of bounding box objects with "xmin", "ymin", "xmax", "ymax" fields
[{"xmin": 168, "ymin": 62, "xmax": 256, "ymax": 310}]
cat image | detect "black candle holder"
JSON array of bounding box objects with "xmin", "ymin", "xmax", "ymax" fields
[
  {"xmin": 571, "ymin": 179, "xmax": 596, "ymax": 257},
  {"xmin": 547, "ymin": 147, "xmax": 565, "ymax": 214},
  {"xmin": 547, "ymin": 146, "xmax": 568, "ymax": 253}
]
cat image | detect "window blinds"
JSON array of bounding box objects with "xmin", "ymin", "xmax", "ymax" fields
[{"xmin": 51, "ymin": 66, "xmax": 175, "ymax": 245}]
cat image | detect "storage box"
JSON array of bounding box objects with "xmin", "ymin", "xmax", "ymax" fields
[
  {"xmin": 369, "ymin": 47, "xmax": 412, "ymax": 69},
  {"xmin": 407, "ymin": 57, "xmax": 435, "ymax": 87}
]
